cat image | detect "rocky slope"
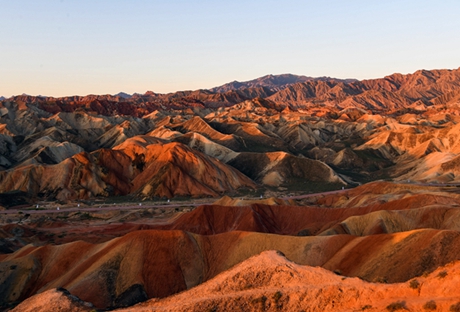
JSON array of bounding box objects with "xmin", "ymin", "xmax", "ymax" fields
[
  {"xmin": 12, "ymin": 251, "xmax": 460, "ymax": 312},
  {"xmin": 3, "ymin": 67, "xmax": 460, "ymax": 311},
  {"xmin": 2, "ymin": 227, "xmax": 460, "ymax": 309},
  {"xmin": 0, "ymin": 139, "xmax": 256, "ymax": 201},
  {"xmin": 1, "ymin": 182, "xmax": 460, "ymax": 310},
  {"xmin": 3, "ymin": 68, "xmax": 460, "ymax": 201},
  {"xmin": 115, "ymin": 250, "xmax": 460, "ymax": 312}
]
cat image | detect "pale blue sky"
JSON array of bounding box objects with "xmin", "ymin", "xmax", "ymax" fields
[{"xmin": 1, "ymin": 0, "xmax": 459, "ymax": 97}]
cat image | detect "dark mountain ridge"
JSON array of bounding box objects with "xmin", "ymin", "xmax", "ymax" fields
[
  {"xmin": 2, "ymin": 68, "xmax": 459, "ymax": 116},
  {"xmin": 210, "ymin": 74, "xmax": 358, "ymax": 93}
]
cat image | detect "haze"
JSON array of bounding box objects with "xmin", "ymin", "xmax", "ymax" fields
[{"xmin": 1, "ymin": 0, "xmax": 460, "ymax": 97}]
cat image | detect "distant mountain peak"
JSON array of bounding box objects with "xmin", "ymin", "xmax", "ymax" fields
[
  {"xmin": 210, "ymin": 74, "xmax": 357, "ymax": 93},
  {"xmin": 114, "ymin": 92, "xmax": 132, "ymax": 99}
]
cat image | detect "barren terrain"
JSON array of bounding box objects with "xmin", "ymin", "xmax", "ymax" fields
[{"xmin": 3, "ymin": 68, "xmax": 460, "ymax": 311}]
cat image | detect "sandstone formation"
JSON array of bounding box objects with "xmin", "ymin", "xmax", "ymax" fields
[
  {"xmin": 115, "ymin": 250, "xmax": 460, "ymax": 312},
  {"xmin": 2, "ymin": 68, "xmax": 460, "ymax": 201},
  {"xmin": 4, "ymin": 228, "xmax": 460, "ymax": 310},
  {"xmin": 0, "ymin": 181, "xmax": 460, "ymax": 310},
  {"xmin": 3, "ymin": 68, "xmax": 460, "ymax": 311},
  {"xmin": 13, "ymin": 251, "xmax": 460, "ymax": 311}
]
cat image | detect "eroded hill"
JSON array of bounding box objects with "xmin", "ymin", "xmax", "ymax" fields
[
  {"xmin": 3, "ymin": 68, "xmax": 460, "ymax": 311},
  {"xmin": 2, "ymin": 68, "xmax": 460, "ymax": 201}
]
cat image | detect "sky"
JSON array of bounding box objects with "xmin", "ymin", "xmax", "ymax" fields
[{"xmin": 1, "ymin": 0, "xmax": 460, "ymax": 97}]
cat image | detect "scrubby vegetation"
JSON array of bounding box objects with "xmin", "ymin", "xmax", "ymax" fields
[
  {"xmin": 437, "ymin": 270, "xmax": 448, "ymax": 278},
  {"xmin": 423, "ymin": 300, "xmax": 436, "ymax": 310},
  {"xmin": 386, "ymin": 301, "xmax": 407, "ymax": 311},
  {"xmin": 450, "ymin": 302, "xmax": 460, "ymax": 312},
  {"xmin": 409, "ymin": 279, "xmax": 420, "ymax": 289}
]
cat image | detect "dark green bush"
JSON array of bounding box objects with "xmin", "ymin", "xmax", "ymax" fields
[{"xmin": 423, "ymin": 300, "xmax": 436, "ymax": 310}]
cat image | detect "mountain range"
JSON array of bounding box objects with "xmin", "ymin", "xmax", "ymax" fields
[
  {"xmin": 2, "ymin": 68, "xmax": 460, "ymax": 202},
  {"xmin": 3, "ymin": 68, "xmax": 460, "ymax": 114},
  {"xmin": 209, "ymin": 73, "xmax": 357, "ymax": 92},
  {"xmin": 3, "ymin": 67, "xmax": 460, "ymax": 311}
]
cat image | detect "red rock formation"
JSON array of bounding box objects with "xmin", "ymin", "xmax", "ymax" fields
[{"xmin": 4, "ymin": 228, "xmax": 460, "ymax": 310}]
